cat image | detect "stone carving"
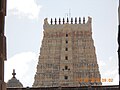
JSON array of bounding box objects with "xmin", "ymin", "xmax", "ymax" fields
[
  {"xmin": 44, "ymin": 18, "xmax": 49, "ymax": 25},
  {"xmin": 33, "ymin": 17, "xmax": 101, "ymax": 87}
]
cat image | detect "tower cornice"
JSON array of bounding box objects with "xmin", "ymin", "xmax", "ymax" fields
[{"xmin": 44, "ymin": 17, "xmax": 92, "ymax": 25}]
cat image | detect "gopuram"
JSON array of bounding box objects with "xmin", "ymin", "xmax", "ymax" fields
[{"xmin": 33, "ymin": 17, "xmax": 102, "ymax": 87}]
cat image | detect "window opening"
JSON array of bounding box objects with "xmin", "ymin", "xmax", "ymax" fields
[
  {"xmin": 66, "ymin": 34, "xmax": 68, "ymax": 37},
  {"xmin": 65, "ymin": 56, "xmax": 68, "ymax": 60},
  {"xmin": 65, "ymin": 66, "xmax": 68, "ymax": 70},
  {"xmin": 66, "ymin": 40, "xmax": 68, "ymax": 43},
  {"xmin": 65, "ymin": 47, "xmax": 68, "ymax": 51},
  {"xmin": 64, "ymin": 76, "xmax": 68, "ymax": 80}
]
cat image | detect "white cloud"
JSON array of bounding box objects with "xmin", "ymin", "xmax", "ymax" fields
[
  {"xmin": 98, "ymin": 59, "xmax": 106, "ymax": 67},
  {"xmin": 7, "ymin": 0, "xmax": 42, "ymax": 19},
  {"xmin": 5, "ymin": 52, "xmax": 38, "ymax": 87},
  {"xmin": 99, "ymin": 55, "xmax": 119, "ymax": 85}
]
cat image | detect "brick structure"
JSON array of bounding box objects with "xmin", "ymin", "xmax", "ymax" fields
[{"xmin": 33, "ymin": 17, "xmax": 101, "ymax": 87}]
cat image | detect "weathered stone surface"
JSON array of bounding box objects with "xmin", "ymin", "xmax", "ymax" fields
[{"xmin": 33, "ymin": 17, "xmax": 101, "ymax": 87}]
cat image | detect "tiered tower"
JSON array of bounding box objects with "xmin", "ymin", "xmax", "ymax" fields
[{"xmin": 33, "ymin": 17, "xmax": 102, "ymax": 87}]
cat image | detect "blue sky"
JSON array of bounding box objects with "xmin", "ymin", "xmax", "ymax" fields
[{"xmin": 5, "ymin": 0, "xmax": 119, "ymax": 87}]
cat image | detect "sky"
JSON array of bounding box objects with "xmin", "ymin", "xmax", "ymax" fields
[{"xmin": 4, "ymin": 0, "xmax": 119, "ymax": 87}]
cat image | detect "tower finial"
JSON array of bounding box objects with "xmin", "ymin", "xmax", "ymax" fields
[
  {"xmin": 67, "ymin": 17, "xmax": 69, "ymax": 23},
  {"xmin": 83, "ymin": 17, "xmax": 85, "ymax": 24},
  {"xmin": 50, "ymin": 18, "xmax": 53, "ymax": 25},
  {"xmin": 59, "ymin": 18, "xmax": 61, "ymax": 24},
  {"xmin": 71, "ymin": 18, "xmax": 73, "ymax": 24},
  {"xmin": 79, "ymin": 17, "xmax": 81, "ymax": 24},
  {"xmin": 75, "ymin": 17, "xmax": 77, "ymax": 24},
  {"xmin": 12, "ymin": 69, "xmax": 16, "ymax": 78},
  {"xmin": 55, "ymin": 18, "xmax": 57, "ymax": 24},
  {"xmin": 63, "ymin": 18, "xmax": 65, "ymax": 24}
]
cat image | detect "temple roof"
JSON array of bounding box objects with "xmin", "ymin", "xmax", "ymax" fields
[{"xmin": 7, "ymin": 69, "xmax": 23, "ymax": 88}]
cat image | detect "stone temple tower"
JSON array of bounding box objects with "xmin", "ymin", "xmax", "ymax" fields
[{"xmin": 33, "ymin": 17, "xmax": 102, "ymax": 87}]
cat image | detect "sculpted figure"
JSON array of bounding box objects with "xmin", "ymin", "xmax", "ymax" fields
[
  {"xmin": 87, "ymin": 16, "xmax": 92, "ymax": 23},
  {"xmin": 44, "ymin": 18, "xmax": 48, "ymax": 25}
]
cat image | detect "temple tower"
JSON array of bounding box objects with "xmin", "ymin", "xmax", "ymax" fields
[{"xmin": 33, "ymin": 17, "xmax": 102, "ymax": 87}]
